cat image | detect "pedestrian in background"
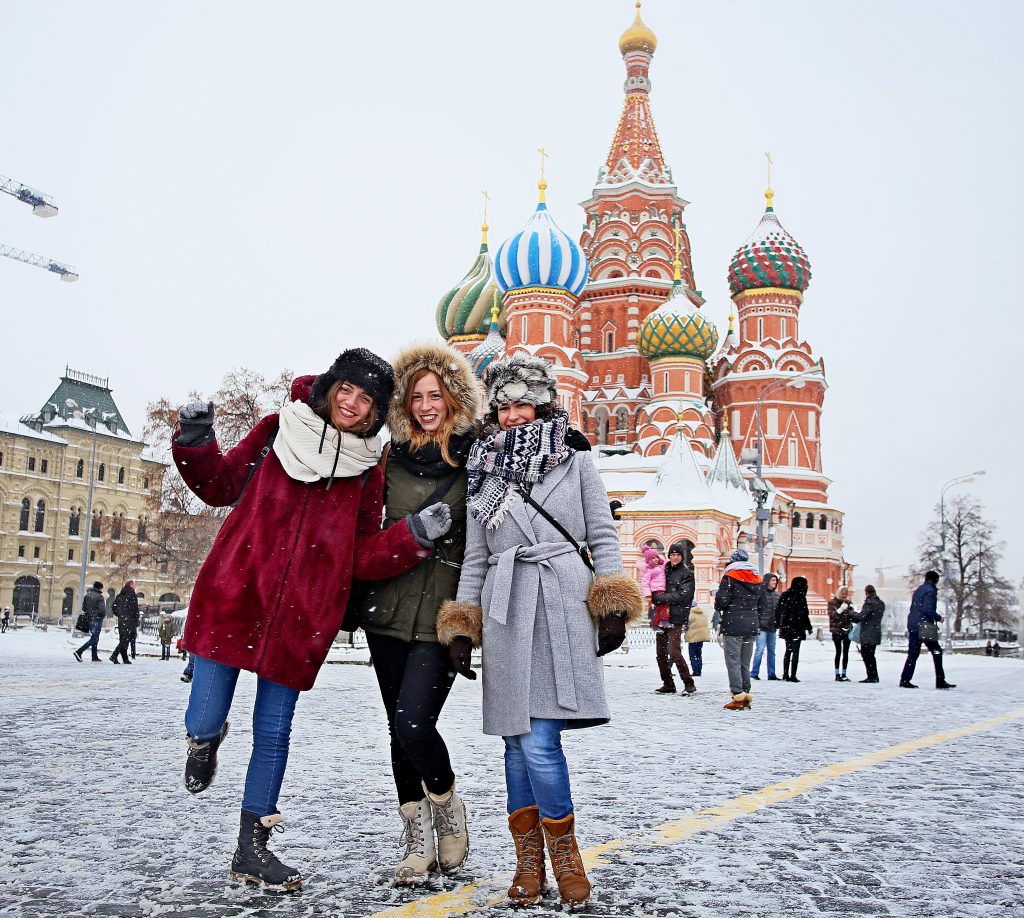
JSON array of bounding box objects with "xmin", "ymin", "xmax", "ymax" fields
[
  {"xmin": 750, "ymin": 573, "xmax": 781, "ymax": 681},
  {"xmin": 685, "ymin": 604, "xmax": 710, "ymax": 676},
  {"xmin": 437, "ymin": 355, "xmax": 642, "ymax": 910},
  {"xmin": 714, "ymin": 549, "xmax": 761, "ymax": 711},
  {"xmin": 159, "ymin": 613, "xmax": 175, "ymax": 661},
  {"xmin": 899, "ymin": 571, "xmax": 955, "ymax": 690},
  {"xmin": 710, "ymin": 607, "xmax": 723, "ymax": 645},
  {"xmin": 73, "ymin": 582, "xmax": 107, "ymax": 662},
  {"xmin": 649, "ymin": 542, "xmax": 697, "ymax": 696},
  {"xmin": 850, "ymin": 585, "xmax": 884, "ymax": 683},
  {"xmin": 828, "ymin": 587, "xmax": 855, "ymax": 682},
  {"xmin": 1, "ymin": 607, "xmax": 9, "ymax": 633},
  {"xmin": 778, "ymin": 577, "xmax": 813, "ymax": 682},
  {"xmin": 109, "ymin": 581, "xmax": 140, "ymax": 665}
]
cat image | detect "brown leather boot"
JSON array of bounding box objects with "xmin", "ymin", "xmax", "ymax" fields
[
  {"xmin": 723, "ymin": 692, "xmax": 746, "ymax": 710},
  {"xmin": 541, "ymin": 812, "xmax": 591, "ymax": 908},
  {"xmin": 507, "ymin": 805, "xmax": 546, "ymax": 905}
]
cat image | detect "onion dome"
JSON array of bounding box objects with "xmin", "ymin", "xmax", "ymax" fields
[
  {"xmin": 638, "ymin": 257, "xmax": 719, "ymax": 361},
  {"xmin": 468, "ymin": 304, "xmax": 506, "ymax": 378},
  {"xmin": 436, "ymin": 224, "xmax": 506, "ymax": 339},
  {"xmin": 619, "ymin": 1, "xmax": 657, "ymax": 55},
  {"xmin": 494, "ymin": 182, "xmax": 589, "ymax": 298},
  {"xmin": 728, "ymin": 188, "xmax": 812, "ymax": 295}
]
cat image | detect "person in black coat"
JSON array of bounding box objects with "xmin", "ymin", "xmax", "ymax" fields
[
  {"xmin": 777, "ymin": 576, "xmax": 813, "ymax": 682},
  {"xmin": 714, "ymin": 550, "xmax": 762, "ymax": 709},
  {"xmin": 109, "ymin": 581, "xmax": 140, "ymax": 665},
  {"xmin": 650, "ymin": 541, "xmax": 697, "ymax": 695},
  {"xmin": 850, "ymin": 584, "xmax": 885, "ymax": 683},
  {"xmin": 73, "ymin": 582, "xmax": 107, "ymax": 662},
  {"xmin": 750, "ymin": 573, "xmax": 781, "ymax": 680}
]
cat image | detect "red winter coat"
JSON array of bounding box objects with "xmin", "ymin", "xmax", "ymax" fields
[{"xmin": 173, "ymin": 376, "xmax": 426, "ymax": 691}]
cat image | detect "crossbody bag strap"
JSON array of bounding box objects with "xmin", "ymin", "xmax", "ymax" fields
[
  {"xmin": 521, "ymin": 490, "xmax": 595, "ymax": 572},
  {"xmin": 231, "ymin": 428, "xmax": 278, "ymax": 509},
  {"xmin": 415, "ymin": 470, "xmax": 460, "ymax": 514}
]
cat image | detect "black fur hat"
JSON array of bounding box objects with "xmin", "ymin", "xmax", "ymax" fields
[{"xmin": 310, "ymin": 348, "xmax": 394, "ymax": 437}]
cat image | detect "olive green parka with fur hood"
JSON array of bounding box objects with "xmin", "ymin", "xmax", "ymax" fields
[{"xmin": 358, "ymin": 342, "xmax": 479, "ymax": 643}]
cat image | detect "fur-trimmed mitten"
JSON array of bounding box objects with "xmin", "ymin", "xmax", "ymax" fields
[
  {"xmin": 437, "ymin": 600, "xmax": 483, "ymax": 647},
  {"xmin": 586, "ymin": 574, "xmax": 644, "ymax": 625}
]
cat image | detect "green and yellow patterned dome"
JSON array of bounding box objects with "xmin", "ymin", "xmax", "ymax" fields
[
  {"xmin": 436, "ymin": 224, "xmax": 506, "ymax": 340},
  {"xmin": 638, "ymin": 280, "xmax": 718, "ymax": 361}
]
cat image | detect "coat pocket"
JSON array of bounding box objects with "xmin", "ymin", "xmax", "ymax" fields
[{"xmin": 358, "ymin": 584, "xmax": 400, "ymax": 628}]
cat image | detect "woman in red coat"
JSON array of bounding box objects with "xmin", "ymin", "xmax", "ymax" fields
[{"xmin": 174, "ymin": 348, "xmax": 453, "ymax": 892}]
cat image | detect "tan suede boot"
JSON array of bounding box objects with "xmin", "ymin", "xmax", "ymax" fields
[
  {"xmin": 395, "ymin": 799, "xmax": 436, "ymax": 884},
  {"xmin": 541, "ymin": 812, "xmax": 591, "ymax": 908},
  {"xmin": 424, "ymin": 781, "xmax": 469, "ymax": 872},
  {"xmin": 507, "ymin": 805, "xmax": 546, "ymax": 905},
  {"xmin": 723, "ymin": 692, "xmax": 746, "ymax": 710}
]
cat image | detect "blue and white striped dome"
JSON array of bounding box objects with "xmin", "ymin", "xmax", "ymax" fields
[{"xmin": 494, "ymin": 196, "xmax": 589, "ymax": 298}]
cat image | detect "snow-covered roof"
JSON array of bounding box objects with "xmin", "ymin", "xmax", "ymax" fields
[
  {"xmin": 617, "ymin": 429, "xmax": 721, "ymax": 514},
  {"xmin": 0, "ymin": 416, "xmax": 68, "ymax": 444}
]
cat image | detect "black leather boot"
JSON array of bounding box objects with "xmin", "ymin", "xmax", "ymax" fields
[
  {"xmin": 229, "ymin": 811, "xmax": 302, "ymax": 892},
  {"xmin": 184, "ymin": 721, "xmax": 229, "ymax": 794}
]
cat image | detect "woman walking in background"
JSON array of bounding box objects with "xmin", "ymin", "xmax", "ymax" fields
[
  {"xmin": 436, "ymin": 355, "xmax": 642, "ymax": 909},
  {"xmin": 173, "ymin": 348, "xmax": 449, "ymax": 891},
  {"xmin": 358, "ymin": 342, "xmax": 478, "ymax": 884},
  {"xmin": 850, "ymin": 585, "xmax": 885, "ymax": 683},
  {"xmin": 828, "ymin": 587, "xmax": 855, "ymax": 681},
  {"xmin": 778, "ymin": 577, "xmax": 813, "ymax": 682}
]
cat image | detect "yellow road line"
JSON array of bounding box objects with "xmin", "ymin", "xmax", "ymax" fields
[{"xmin": 368, "ymin": 706, "xmax": 1024, "ymax": 918}]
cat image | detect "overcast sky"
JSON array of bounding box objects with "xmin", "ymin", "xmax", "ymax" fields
[{"xmin": 2, "ymin": 1, "xmax": 1020, "ymax": 583}]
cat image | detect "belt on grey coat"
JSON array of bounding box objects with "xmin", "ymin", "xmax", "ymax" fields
[{"xmin": 487, "ymin": 541, "xmax": 587, "ymax": 712}]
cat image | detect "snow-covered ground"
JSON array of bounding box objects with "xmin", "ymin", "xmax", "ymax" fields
[{"xmin": 1, "ymin": 628, "xmax": 1022, "ymax": 917}]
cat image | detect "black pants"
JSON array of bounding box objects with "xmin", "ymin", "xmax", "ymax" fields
[
  {"xmin": 111, "ymin": 628, "xmax": 132, "ymax": 663},
  {"xmin": 366, "ymin": 632, "xmax": 457, "ymax": 805},
  {"xmin": 861, "ymin": 642, "xmax": 879, "ymax": 680},
  {"xmin": 783, "ymin": 639, "xmax": 802, "ymax": 677},
  {"xmin": 900, "ymin": 633, "xmax": 946, "ymax": 685},
  {"xmin": 833, "ymin": 635, "xmax": 850, "ymax": 671}
]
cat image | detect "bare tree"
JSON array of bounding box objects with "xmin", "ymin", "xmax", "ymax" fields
[{"xmin": 912, "ymin": 495, "xmax": 1017, "ymax": 633}]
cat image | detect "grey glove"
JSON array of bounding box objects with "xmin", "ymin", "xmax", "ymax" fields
[
  {"xmin": 177, "ymin": 400, "xmax": 215, "ymax": 447},
  {"xmin": 407, "ymin": 502, "xmax": 452, "ymax": 547}
]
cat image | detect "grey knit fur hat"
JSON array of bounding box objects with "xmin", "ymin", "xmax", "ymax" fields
[{"xmin": 483, "ymin": 354, "xmax": 558, "ymax": 410}]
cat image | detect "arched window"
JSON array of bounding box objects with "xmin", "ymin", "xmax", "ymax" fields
[
  {"xmin": 19, "ymin": 498, "xmax": 30, "ymax": 530},
  {"xmin": 608, "ymin": 270, "xmax": 623, "ymax": 279},
  {"xmin": 143, "ymin": 476, "xmax": 150, "ymax": 490},
  {"xmin": 91, "ymin": 513, "xmax": 101, "ymax": 538},
  {"xmin": 615, "ymin": 406, "xmax": 629, "ymax": 433},
  {"xmin": 118, "ymin": 467, "xmax": 125, "ymax": 485},
  {"xmin": 819, "ymin": 515, "xmax": 828, "ymax": 530},
  {"xmin": 98, "ymin": 463, "xmax": 105, "ymax": 482},
  {"xmin": 111, "ymin": 514, "xmax": 122, "ymax": 541},
  {"xmin": 792, "ymin": 512, "xmax": 801, "ymax": 528},
  {"xmin": 597, "ymin": 417, "xmax": 609, "ymax": 445},
  {"xmin": 62, "ymin": 587, "xmax": 74, "ymax": 617},
  {"xmin": 137, "ymin": 518, "xmax": 147, "ymax": 542},
  {"xmin": 605, "ymin": 330, "xmax": 615, "ymax": 352},
  {"xmin": 69, "ymin": 509, "xmax": 81, "ymax": 537},
  {"xmin": 159, "ymin": 593, "xmax": 181, "ymax": 603},
  {"xmin": 644, "ymin": 539, "xmax": 665, "ymax": 554},
  {"xmin": 12, "ymin": 575, "xmax": 40, "ymax": 618},
  {"xmin": 76, "ymin": 458, "xmax": 84, "ymax": 478},
  {"xmin": 34, "ymin": 499, "xmax": 45, "ymax": 532},
  {"xmin": 805, "ymin": 513, "xmax": 815, "ymax": 529}
]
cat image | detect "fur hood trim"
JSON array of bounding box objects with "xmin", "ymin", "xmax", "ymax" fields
[
  {"xmin": 387, "ymin": 341, "xmax": 480, "ymax": 443},
  {"xmin": 586, "ymin": 574, "xmax": 644, "ymax": 625}
]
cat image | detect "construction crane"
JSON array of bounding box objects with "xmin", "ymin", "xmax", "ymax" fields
[
  {"xmin": 0, "ymin": 174, "xmax": 58, "ymax": 217},
  {"xmin": 0, "ymin": 244, "xmax": 78, "ymax": 282}
]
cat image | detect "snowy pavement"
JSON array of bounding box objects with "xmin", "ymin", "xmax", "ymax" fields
[{"xmin": 2, "ymin": 629, "xmax": 1023, "ymax": 918}]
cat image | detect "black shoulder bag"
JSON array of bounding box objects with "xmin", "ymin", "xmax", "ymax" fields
[{"xmin": 521, "ymin": 491, "xmax": 595, "ymax": 573}]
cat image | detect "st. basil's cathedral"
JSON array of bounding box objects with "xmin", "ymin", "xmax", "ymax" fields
[{"xmin": 435, "ymin": 3, "xmax": 851, "ymax": 613}]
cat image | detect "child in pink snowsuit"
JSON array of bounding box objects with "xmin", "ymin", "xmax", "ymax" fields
[{"xmin": 642, "ymin": 548, "xmax": 669, "ymax": 629}]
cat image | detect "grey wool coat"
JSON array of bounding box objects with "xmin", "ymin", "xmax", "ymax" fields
[{"xmin": 455, "ymin": 451, "xmax": 625, "ymax": 737}]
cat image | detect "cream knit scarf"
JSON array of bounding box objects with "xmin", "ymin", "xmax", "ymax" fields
[{"xmin": 273, "ymin": 400, "xmax": 381, "ymax": 483}]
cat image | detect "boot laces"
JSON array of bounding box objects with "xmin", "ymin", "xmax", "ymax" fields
[
  {"xmin": 186, "ymin": 737, "xmax": 211, "ymax": 764},
  {"xmin": 516, "ymin": 828, "xmax": 544, "ymax": 871},
  {"xmin": 432, "ymin": 797, "xmax": 462, "ymax": 838},
  {"xmin": 399, "ymin": 811, "xmax": 426, "ymax": 857},
  {"xmin": 251, "ymin": 821, "xmax": 285, "ymax": 864},
  {"xmin": 549, "ymin": 835, "xmax": 583, "ymax": 875}
]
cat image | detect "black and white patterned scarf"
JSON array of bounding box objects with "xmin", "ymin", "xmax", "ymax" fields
[{"xmin": 466, "ymin": 414, "xmax": 572, "ymax": 529}]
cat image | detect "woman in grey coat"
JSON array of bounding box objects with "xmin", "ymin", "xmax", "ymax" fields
[{"xmin": 437, "ymin": 355, "xmax": 642, "ymax": 910}]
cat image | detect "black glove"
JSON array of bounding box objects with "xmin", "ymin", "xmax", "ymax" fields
[
  {"xmin": 565, "ymin": 427, "xmax": 592, "ymax": 452},
  {"xmin": 448, "ymin": 635, "xmax": 476, "ymax": 680},
  {"xmin": 177, "ymin": 400, "xmax": 216, "ymax": 447},
  {"xmin": 597, "ymin": 612, "xmax": 627, "ymax": 657}
]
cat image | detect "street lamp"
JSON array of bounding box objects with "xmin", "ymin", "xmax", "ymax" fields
[
  {"xmin": 744, "ymin": 367, "xmax": 821, "ymax": 575},
  {"xmin": 67, "ymin": 400, "xmax": 100, "ymax": 631},
  {"xmin": 939, "ymin": 470, "xmax": 986, "ymax": 650}
]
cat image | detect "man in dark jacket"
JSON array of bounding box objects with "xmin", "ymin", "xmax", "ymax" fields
[
  {"xmin": 73, "ymin": 582, "xmax": 107, "ymax": 662},
  {"xmin": 750, "ymin": 573, "xmax": 780, "ymax": 681},
  {"xmin": 110, "ymin": 581, "xmax": 140, "ymax": 664},
  {"xmin": 850, "ymin": 584, "xmax": 885, "ymax": 682},
  {"xmin": 900, "ymin": 571, "xmax": 955, "ymax": 689},
  {"xmin": 715, "ymin": 550, "xmax": 761, "ymax": 709},
  {"xmin": 650, "ymin": 542, "xmax": 697, "ymax": 694}
]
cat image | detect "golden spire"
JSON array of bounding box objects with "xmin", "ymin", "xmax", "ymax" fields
[
  {"xmin": 537, "ymin": 146, "xmax": 549, "ymax": 204},
  {"xmin": 491, "ymin": 288, "xmax": 500, "ymax": 325},
  {"xmin": 672, "ymin": 225, "xmax": 683, "ymax": 283},
  {"xmin": 481, "ymin": 190, "xmax": 491, "ymax": 245},
  {"xmin": 721, "ymin": 410, "xmax": 730, "ymax": 435},
  {"xmin": 764, "ymin": 151, "xmax": 775, "ymax": 211},
  {"xmin": 619, "ymin": 1, "xmax": 657, "ymax": 55}
]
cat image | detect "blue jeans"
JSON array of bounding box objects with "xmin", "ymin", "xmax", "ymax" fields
[
  {"xmin": 688, "ymin": 641, "xmax": 704, "ymax": 675},
  {"xmin": 504, "ymin": 718, "xmax": 573, "ymax": 820},
  {"xmin": 77, "ymin": 618, "xmax": 103, "ymax": 658},
  {"xmin": 184, "ymin": 655, "xmax": 299, "ymax": 817},
  {"xmin": 751, "ymin": 630, "xmax": 777, "ymax": 677}
]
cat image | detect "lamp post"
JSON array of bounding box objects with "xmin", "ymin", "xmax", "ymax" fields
[
  {"xmin": 938, "ymin": 470, "xmax": 985, "ymax": 649},
  {"xmin": 747, "ymin": 367, "xmax": 820, "ymax": 576},
  {"xmin": 69, "ymin": 401, "xmax": 100, "ymax": 631}
]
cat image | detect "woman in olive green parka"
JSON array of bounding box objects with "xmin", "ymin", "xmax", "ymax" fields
[{"xmin": 359, "ymin": 341, "xmax": 479, "ymax": 884}]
